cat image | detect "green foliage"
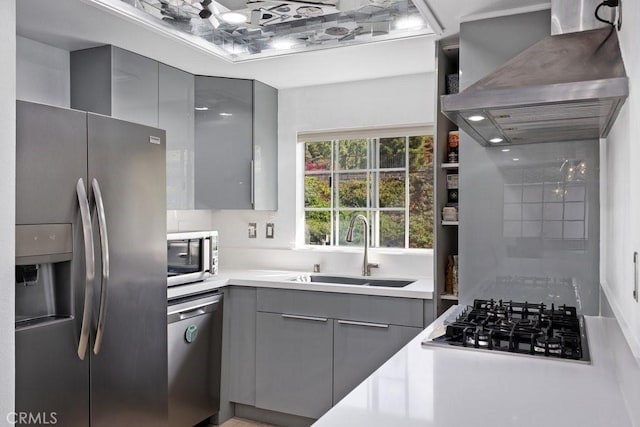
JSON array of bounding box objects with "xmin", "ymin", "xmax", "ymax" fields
[
  {"xmin": 305, "ymin": 175, "xmax": 331, "ymax": 208},
  {"xmin": 380, "ymin": 212, "xmax": 405, "ymax": 247},
  {"xmin": 338, "ymin": 174, "xmax": 367, "ymax": 207},
  {"xmin": 305, "ymin": 141, "xmax": 331, "ymax": 171},
  {"xmin": 305, "ymin": 211, "xmax": 330, "ymax": 245},
  {"xmin": 338, "ymin": 139, "xmax": 368, "ymax": 170},
  {"xmin": 380, "ymin": 173, "xmax": 405, "ymax": 207}
]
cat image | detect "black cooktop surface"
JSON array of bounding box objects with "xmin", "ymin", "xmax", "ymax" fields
[{"xmin": 429, "ymin": 299, "xmax": 590, "ymax": 362}]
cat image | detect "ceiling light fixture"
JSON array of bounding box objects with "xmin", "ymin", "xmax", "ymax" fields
[
  {"xmin": 489, "ymin": 137, "xmax": 504, "ymax": 143},
  {"xmin": 271, "ymin": 39, "xmax": 295, "ymax": 50},
  {"xmin": 221, "ymin": 12, "xmax": 246, "ymax": 24},
  {"xmin": 468, "ymin": 115, "xmax": 485, "ymax": 122},
  {"xmin": 195, "ymin": 106, "xmax": 209, "ymax": 111},
  {"xmin": 394, "ymin": 16, "xmax": 424, "ymax": 30}
]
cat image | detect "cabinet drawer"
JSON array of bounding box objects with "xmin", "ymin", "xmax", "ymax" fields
[{"xmin": 256, "ymin": 288, "xmax": 424, "ymax": 328}]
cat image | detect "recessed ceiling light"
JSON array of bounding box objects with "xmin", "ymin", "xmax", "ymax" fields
[
  {"xmin": 489, "ymin": 137, "xmax": 504, "ymax": 143},
  {"xmin": 394, "ymin": 16, "xmax": 423, "ymax": 30},
  {"xmin": 501, "ymin": 148, "xmax": 510, "ymax": 152},
  {"xmin": 195, "ymin": 106, "xmax": 209, "ymax": 111},
  {"xmin": 219, "ymin": 112, "xmax": 233, "ymax": 117},
  {"xmin": 468, "ymin": 115, "xmax": 485, "ymax": 122},
  {"xmin": 271, "ymin": 39, "xmax": 295, "ymax": 50},
  {"xmin": 221, "ymin": 12, "xmax": 246, "ymax": 24},
  {"xmin": 512, "ymin": 158, "xmax": 520, "ymax": 161}
]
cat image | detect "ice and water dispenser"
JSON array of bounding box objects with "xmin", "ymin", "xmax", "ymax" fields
[{"xmin": 15, "ymin": 224, "xmax": 74, "ymax": 327}]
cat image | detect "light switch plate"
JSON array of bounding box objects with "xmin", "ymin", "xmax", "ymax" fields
[
  {"xmin": 248, "ymin": 223, "xmax": 257, "ymax": 238},
  {"xmin": 266, "ymin": 223, "xmax": 275, "ymax": 239}
]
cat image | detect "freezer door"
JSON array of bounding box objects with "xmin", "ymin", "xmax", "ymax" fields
[
  {"xmin": 87, "ymin": 113, "xmax": 168, "ymax": 427},
  {"xmin": 15, "ymin": 101, "xmax": 91, "ymax": 426},
  {"xmin": 16, "ymin": 101, "xmax": 87, "ymax": 225}
]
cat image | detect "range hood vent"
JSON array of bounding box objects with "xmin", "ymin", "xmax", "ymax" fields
[{"xmin": 441, "ymin": 26, "xmax": 628, "ymax": 146}]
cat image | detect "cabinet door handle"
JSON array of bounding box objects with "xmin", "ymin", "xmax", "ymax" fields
[
  {"xmin": 250, "ymin": 159, "xmax": 255, "ymax": 207},
  {"xmin": 281, "ymin": 314, "xmax": 328, "ymax": 322},
  {"xmin": 338, "ymin": 320, "xmax": 389, "ymax": 329},
  {"xmin": 634, "ymin": 252, "xmax": 638, "ymax": 302}
]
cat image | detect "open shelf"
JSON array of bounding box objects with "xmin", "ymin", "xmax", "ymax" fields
[{"xmin": 434, "ymin": 34, "xmax": 460, "ymax": 318}]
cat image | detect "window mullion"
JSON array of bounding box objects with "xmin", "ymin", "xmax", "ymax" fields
[
  {"xmin": 405, "ymin": 136, "xmax": 410, "ymax": 249},
  {"xmin": 333, "ymin": 140, "xmax": 339, "ymax": 246},
  {"xmin": 373, "ymin": 138, "xmax": 380, "ymax": 248}
]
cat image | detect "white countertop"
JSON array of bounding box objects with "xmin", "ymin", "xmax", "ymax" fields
[
  {"xmin": 167, "ymin": 269, "xmax": 433, "ymax": 300},
  {"xmin": 312, "ymin": 306, "xmax": 633, "ymax": 427}
]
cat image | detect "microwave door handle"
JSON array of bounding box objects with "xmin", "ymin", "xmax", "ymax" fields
[
  {"xmin": 209, "ymin": 236, "xmax": 214, "ymax": 273},
  {"xmin": 92, "ymin": 179, "xmax": 110, "ymax": 355},
  {"xmin": 76, "ymin": 178, "xmax": 95, "ymax": 361}
]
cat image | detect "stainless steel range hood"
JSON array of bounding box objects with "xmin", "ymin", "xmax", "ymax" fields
[{"xmin": 441, "ymin": 15, "xmax": 628, "ymax": 146}]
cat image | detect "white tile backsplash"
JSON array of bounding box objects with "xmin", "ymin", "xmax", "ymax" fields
[
  {"xmin": 167, "ymin": 210, "xmax": 213, "ymax": 232},
  {"xmin": 220, "ymin": 247, "xmax": 433, "ymax": 278}
]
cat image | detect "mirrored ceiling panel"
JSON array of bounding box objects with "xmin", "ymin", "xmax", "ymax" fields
[{"xmin": 97, "ymin": 0, "xmax": 431, "ymax": 61}]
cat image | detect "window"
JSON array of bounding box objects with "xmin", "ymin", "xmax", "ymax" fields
[{"xmin": 302, "ymin": 129, "xmax": 433, "ymax": 249}]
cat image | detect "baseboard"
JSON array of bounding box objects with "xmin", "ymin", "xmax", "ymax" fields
[{"xmin": 235, "ymin": 403, "xmax": 316, "ymax": 427}]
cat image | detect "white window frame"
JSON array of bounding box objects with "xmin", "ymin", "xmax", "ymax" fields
[{"xmin": 298, "ymin": 124, "xmax": 434, "ymax": 250}]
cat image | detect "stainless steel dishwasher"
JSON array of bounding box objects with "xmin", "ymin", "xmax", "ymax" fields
[{"xmin": 168, "ymin": 291, "xmax": 223, "ymax": 427}]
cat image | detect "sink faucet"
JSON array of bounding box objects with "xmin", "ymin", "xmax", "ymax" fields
[{"xmin": 345, "ymin": 214, "xmax": 378, "ymax": 276}]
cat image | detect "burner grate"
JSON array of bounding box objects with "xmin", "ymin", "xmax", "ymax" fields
[{"xmin": 432, "ymin": 299, "xmax": 588, "ymax": 361}]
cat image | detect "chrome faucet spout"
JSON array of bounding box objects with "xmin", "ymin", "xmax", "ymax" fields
[{"xmin": 345, "ymin": 214, "xmax": 378, "ymax": 276}]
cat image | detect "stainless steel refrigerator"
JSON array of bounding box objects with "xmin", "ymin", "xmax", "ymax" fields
[{"xmin": 15, "ymin": 100, "xmax": 168, "ymax": 426}]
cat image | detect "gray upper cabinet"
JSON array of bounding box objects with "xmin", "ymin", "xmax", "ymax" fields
[
  {"xmin": 72, "ymin": 47, "xmax": 277, "ymax": 211},
  {"xmin": 71, "ymin": 46, "xmax": 199, "ymax": 210},
  {"xmin": 159, "ymin": 64, "xmax": 195, "ymax": 210},
  {"xmin": 194, "ymin": 76, "xmax": 278, "ymax": 210},
  {"xmin": 71, "ymin": 46, "xmax": 159, "ymax": 128}
]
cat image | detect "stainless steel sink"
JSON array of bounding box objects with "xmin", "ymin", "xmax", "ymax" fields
[{"xmin": 293, "ymin": 275, "xmax": 414, "ymax": 288}]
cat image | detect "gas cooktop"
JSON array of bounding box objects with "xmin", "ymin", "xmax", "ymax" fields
[{"xmin": 423, "ymin": 299, "xmax": 590, "ymax": 363}]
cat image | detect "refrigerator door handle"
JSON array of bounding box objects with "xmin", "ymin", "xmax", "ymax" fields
[
  {"xmin": 92, "ymin": 179, "xmax": 110, "ymax": 355},
  {"xmin": 76, "ymin": 178, "xmax": 95, "ymax": 360}
]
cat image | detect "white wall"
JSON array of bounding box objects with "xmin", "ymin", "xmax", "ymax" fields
[
  {"xmin": 1, "ymin": 0, "xmax": 16, "ymax": 423},
  {"xmin": 602, "ymin": 0, "xmax": 640, "ymax": 361},
  {"xmin": 16, "ymin": 36, "xmax": 70, "ymax": 107},
  {"xmin": 212, "ymin": 73, "xmax": 436, "ymax": 277}
]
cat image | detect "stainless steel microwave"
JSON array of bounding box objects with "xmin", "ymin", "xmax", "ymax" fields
[{"xmin": 167, "ymin": 231, "xmax": 218, "ymax": 287}]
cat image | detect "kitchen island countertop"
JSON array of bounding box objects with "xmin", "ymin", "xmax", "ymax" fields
[
  {"xmin": 312, "ymin": 305, "xmax": 633, "ymax": 427},
  {"xmin": 167, "ymin": 269, "xmax": 433, "ymax": 300}
]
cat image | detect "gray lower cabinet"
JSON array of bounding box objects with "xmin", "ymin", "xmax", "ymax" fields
[
  {"xmin": 225, "ymin": 287, "xmax": 257, "ymax": 406},
  {"xmin": 332, "ymin": 321, "xmax": 421, "ymax": 404},
  {"xmin": 255, "ymin": 312, "xmax": 333, "ymax": 419}
]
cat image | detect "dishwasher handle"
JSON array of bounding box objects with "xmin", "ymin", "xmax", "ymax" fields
[{"xmin": 168, "ymin": 294, "xmax": 222, "ymax": 324}]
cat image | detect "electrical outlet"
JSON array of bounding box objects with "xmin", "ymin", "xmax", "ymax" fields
[
  {"xmin": 248, "ymin": 223, "xmax": 257, "ymax": 239},
  {"xmin": 266, "ymin": 223, "xmax": 275, "ymax": 239}
]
